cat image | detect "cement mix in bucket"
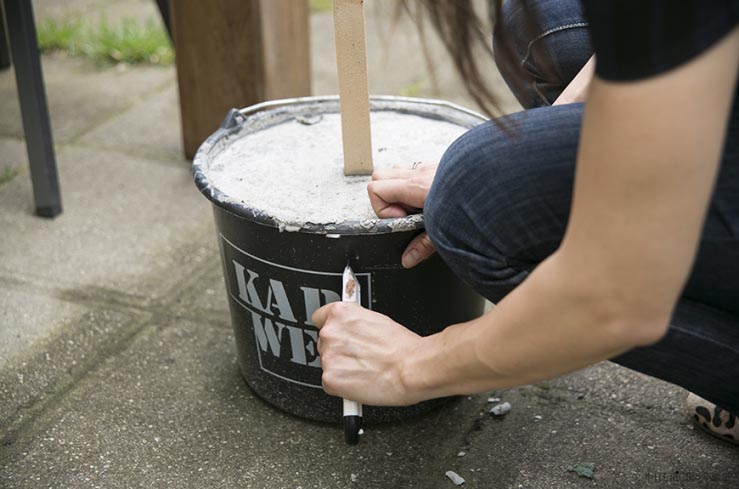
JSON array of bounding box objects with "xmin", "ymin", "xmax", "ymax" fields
[{"xmin": 207, "ymin": 111, "xmax": 467, "ymax": 226}]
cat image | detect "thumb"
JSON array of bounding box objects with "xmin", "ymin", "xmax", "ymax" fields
[{"xmin": 401, "ymin": 232, "xmax": 436, "ymax": 269}]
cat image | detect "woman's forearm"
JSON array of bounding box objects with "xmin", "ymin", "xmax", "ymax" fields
[
  {"xmin": 400, "ymin": 25, "xmax": 739, "ymax": 396},
  {"xmin": 554, "ymin": 56, "xmax": 596, "ymax": 105},
  {"xmin": 402, "ymin": 250, "xmax": 664, "ymax": 399}
]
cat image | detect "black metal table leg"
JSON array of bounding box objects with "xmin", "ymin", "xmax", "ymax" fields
[
  {"xmin": 5, "ymin": 0, "xmax": 62, "ymax": 218},
  {"xmin": 155, "ymin": 0, "xmax": 171, "ymax": 40},
  {"xmin": 0, "ymin": 1, "xmax": 11, "ymax": 70}
]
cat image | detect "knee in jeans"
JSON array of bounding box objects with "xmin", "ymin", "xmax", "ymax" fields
[
  {"xmin": 424, "ymin": 122, "xmax": 553, "ymax": 301},
  {"xmin": 426, "ymin": 129, "xmax": 472, "ymax": 250},
  {"xmin": 425, "ymin": 123, "xmax": 514, "ymax": 259},
  {"xmin": 424, "ymin": 125, "xmax": 527, "ymax": 301},
  {"xmin": 426, "ymin": 116, "xmax": 571, "ymax": 269}
]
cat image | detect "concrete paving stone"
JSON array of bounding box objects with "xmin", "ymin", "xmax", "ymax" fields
[
  {"xmin": 0, "ymin": 137, "xmax": 28, "ymax": 188},
  {"xmin": 0, "ymin": 317, "xmax": 474, "ymax": 489},
  {"xmin": 3, "ymin": 315, "xmax": 737, "ymax": 488},
  {"xmin": 0, "ymin": 57, "xmax": 174, "ymax": 143},
  {"xmin": 0, "ymin": 144, "xmax": 214, "ymax": 304},
  {"xmin": 166, "ymin": 239, "xmax": 232, "ymax": 328},
  {"xmin": 0, "ymin": 137, "xmax": 28, "ymax": 162},
  {"xmin": 451, "ymin": 369, "xmax": 739, "ymax": 488},
  {"xmin": 545, "ymin": 361, "xmax": 689, "ymax": 413},
  {"xmin": 0, "ymin": 286, "xmax": 87, "ymax": 371},
  {"xmin": 79, "ymin": 84, "xmax": 185, "ymax": 163},
  {"xmin": 0, "ymin": 306, "xmax": 146, "ymax": 435},
  {"xmin": 32, "ymin": 0, "xmax": 116, "ymax": 22},
  {"xmin": 184, "ymin": 259, "xmax": 230, "ymax": 318},
  {"xmin": 81, "ymin": 0, "xmax": 167, "ymax": 30},
  {"xmin": 33, "ymin": 0, "xmax": 164, "ymax": 30}
]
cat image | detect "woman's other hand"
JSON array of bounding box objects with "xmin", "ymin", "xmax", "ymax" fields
[{"xmin": 368, "ymin": 163, "xmax": 438, "ymax": 268}]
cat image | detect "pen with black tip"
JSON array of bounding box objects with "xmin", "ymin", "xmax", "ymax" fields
[{"xmin": 341, "ymin": 264, "xmax": 363, "ymax": 445}]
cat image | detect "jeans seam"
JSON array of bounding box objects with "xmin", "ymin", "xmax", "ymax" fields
[
  {"xmin": 520, "ymin": 22, "xmax": 589, "ymax": 67},
  {"xmin": 532, "ymin": 82, "xmax": 552, "ymax": 106}
]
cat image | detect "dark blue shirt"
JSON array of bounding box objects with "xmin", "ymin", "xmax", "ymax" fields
[{"xmin": 583, "ymin": 0, "xmax": 739, "ymax": 81}]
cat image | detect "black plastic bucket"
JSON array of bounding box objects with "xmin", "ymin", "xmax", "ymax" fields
[{"xmin": 193, "ymin": 96, "xmax": 486, "ymax": 424}]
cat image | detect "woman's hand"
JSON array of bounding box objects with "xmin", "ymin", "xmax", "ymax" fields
[
  {"xmin": 312, "ymin": 302, "xmax": 425, "ymax": 406},
  {"xmin": 368, "ymin": 163, "xmax": 438, "ymax": 268}
]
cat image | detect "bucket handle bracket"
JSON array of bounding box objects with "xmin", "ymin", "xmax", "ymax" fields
[{"xmin": 220, "ymin": 108, "xmax": 246, "ymax": 131}]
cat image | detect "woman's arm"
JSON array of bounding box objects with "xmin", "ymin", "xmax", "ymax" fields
[
  {"xmin": 313, "ymin": 28, "xmax": 739, "ymax": 406},
  {"xmin": 406, "ymin": 26, "xmax": 739, "ymax": 399}
]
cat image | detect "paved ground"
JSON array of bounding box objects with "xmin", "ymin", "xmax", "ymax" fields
[{"xmin": 1, "ymin": 1, "xmax": 737, "ymax": 488}]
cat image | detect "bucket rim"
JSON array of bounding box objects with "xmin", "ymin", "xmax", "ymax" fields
[{"xmin": 192, "ymin": 95, "xmax": 487, "ymax": 235}]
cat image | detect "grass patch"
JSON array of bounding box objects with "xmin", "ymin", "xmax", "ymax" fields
[
  {"xmin": 37, "ymin": 18, "xmax": 173, "ymax": 66},
  {"xmin": 0, "ymin": 165, "xmax": 21, "ymax": 186},
  {"xmin": 96, "ymin": 20, "xmax": 173, "ymax": 64},
  {"xmin": 310, "ymin": 0, "xmax": 333, "ymax": 12},
  {"xmin": 399, "ymin": 80, "xmax": 424, "ymax": 97},
  {"xmin": 36, "ymin": 19, "xmax": 86, "ymax": 55}
]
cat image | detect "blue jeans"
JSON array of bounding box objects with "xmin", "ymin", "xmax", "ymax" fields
[{"xmin": 425, "ymin": 0, "xmax": 739, "ymax": 412}]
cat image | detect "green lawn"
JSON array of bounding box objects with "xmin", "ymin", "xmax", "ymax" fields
[
  {"xmin": 0, "ymin": 165, "xmax": 21, "ymax": 186},
  {"xmin": 38, "ymin": 1, "xmax": 329, "ymax": 65},
  {"xmin": 37, "ymin": 18, "xmax": 173, "ymax": 66},
  {"xmin": 310, "ymin": 0, "xmax": 333, "ymax": 12}
]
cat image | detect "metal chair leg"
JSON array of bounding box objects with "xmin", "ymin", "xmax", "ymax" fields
[
  {"xmin": 0, "ymin": 1, "xmax": 11, "ymax": 70},
  {"xmin": 5, "ymin": 0, "xmax": 62, "ymax": 217},
  {"xmin": 155, "ymin": 0, "xmax": 171, "ymax": 40}
]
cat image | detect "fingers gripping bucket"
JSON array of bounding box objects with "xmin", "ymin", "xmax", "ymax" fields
[{"xmin": 193, "ymin": 96, "xmax": 486, "ymax": 424}]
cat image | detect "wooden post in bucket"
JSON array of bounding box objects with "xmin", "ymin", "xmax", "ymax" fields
[{"xmin": 333, "ymin": 0, "xmax": 374, "ymax": 176}]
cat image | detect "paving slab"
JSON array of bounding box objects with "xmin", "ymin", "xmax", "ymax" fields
[
  {"xmin": 0, "ymin": 137, "xmax": 28, "ymax": 188},
  {"xmin": 79, "ymin": 84, "xmax": 184, "ymax": 164},
  {"xmin": 33, "ymin": 0, "xmax": 165, "ymax": 32},
  {"xmin": 0, "ymin": 285, "xmax": 87, "ymax": 369},
  {"xmin": 32, "ymin": 0, "xmax": 116, "ymax": 22},
  {"xmin": 3, "ymin": 308, "xmax": 736, "ymax": 488},
  {"xmin": 185, "ymin": 258, "xmax": 230, "ymax": 318},
  {"xmin": 453, "ymin": 365, "xmax": 739, "ymax": 489},
  {"xmin": 547, "ymin": 361, "xmax": 688, "ymax": 412},
  {"xmin": 0, "ymin": 144, "xmax": 213, "ymax": 304},
  {"xmin": 0, "ymin": 57, "xmax": 174, "ymax": 143},
  {"xmin": 0, "ymin": 317, "xmax": 473, "ymax": 489},
  {"xmin": 0, "ymin": 305, "xmax": 147, "ymax": 435},
  {"xmin": 81, "ymin": 0, "xmax": 166, "ymax": 30}
]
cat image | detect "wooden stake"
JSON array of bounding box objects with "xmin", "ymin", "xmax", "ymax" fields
[{"xmin": 333, "ymin": 0, "xmax": 373, "ymax": 176}]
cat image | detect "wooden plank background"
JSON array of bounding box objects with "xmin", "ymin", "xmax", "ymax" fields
[{"xmin": 170, "ymin": 0, "xmax": 311, "ymax": 159}]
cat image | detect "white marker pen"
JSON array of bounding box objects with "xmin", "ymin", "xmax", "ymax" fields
[{"xmin": 341, "ymin": 264, "xmax": 363, "ymax": 445}]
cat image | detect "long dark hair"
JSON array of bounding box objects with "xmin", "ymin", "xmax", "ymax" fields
[{"xmin": 400, "ymin": 0, "xmax": 532, "ymax": 118}]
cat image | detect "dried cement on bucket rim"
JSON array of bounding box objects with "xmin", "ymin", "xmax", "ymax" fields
[{"xmin": 193, "ymin": 96, "xmax": 486, "ymax": 235}]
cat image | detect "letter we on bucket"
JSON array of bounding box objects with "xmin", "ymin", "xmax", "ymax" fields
[{"xmin": 224, "ymin": 235, "xmax": 371, "ymax": 386}]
